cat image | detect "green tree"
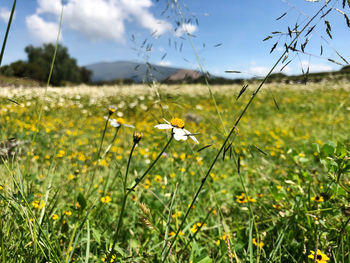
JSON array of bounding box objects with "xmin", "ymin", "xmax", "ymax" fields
[
  {"xmin": 0, "ymin": 43, "xmax": 92, "ymax": 86},
  {"xmin": 24, "ymin": 43, "xmax": 91, "ymax": 85}
]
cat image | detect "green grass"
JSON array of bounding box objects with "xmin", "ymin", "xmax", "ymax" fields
[{"xmin": 0, "ymin": 83, "xmax": 349, "ymax": 262}]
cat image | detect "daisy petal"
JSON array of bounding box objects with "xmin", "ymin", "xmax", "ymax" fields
[
  {"xmin": 173, "ymin": 128, "xmax": 187, "ymax": 141},
  {"xmin": 110, "ymin": 120, "xmax": 120, "ymax": 127},
  {"xmin": 155, "ymin": 124, "xmax": 173, "ymax": 129},
  {"xmin": 184, "ymin": 129, "xmax": 199, "ymax": 144}
]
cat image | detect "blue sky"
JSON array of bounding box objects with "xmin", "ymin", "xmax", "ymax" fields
[{"xmin": 0, "ymin": 0, "xmax": 349, "ymax": 78}]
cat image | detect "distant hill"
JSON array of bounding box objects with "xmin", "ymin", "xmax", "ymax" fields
[
  {"xmin": 85, "ymin": 61, "xmax": 186, "ymax": 83},
  {"xmin": 166, "ymin": 69, "xmax": 202, "ymax": 82}
]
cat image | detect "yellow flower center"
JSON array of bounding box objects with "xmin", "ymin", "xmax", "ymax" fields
[
  {"xmin": 170, "ymin": 118, "xmax": 185, "ymax": 128},
  {"xmin": 116, "ymin": 118, "xmax": 125, "ymax": 125}
]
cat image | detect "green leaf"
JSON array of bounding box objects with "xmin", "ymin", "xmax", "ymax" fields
[
  {"xmin": 322, "ymin": 143, "xmax": 335, "ymax": 156},
  {"xmin": 77, "ymin": 193, "xmax": 87, "ymax": 210},
  {"xmin": 196, "ymin": 255, "xmax": 213, "ymax": 263}
]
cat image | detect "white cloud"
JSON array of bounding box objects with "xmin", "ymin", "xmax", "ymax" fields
[
  {"xmin": 157, "ymin": 60, "xmax": 172, "ymax": 66},
  {"xmin": 0, "ymin": 7, "xmax": 11, "ymax": 23},
  {"xmin": 26, "ymin": 0, "xmax": 172, "ymax": 43},
  {"xmin": 26, "ymin": 14, "xmax": 60, "ymax": 43},
  {"xmin": 300, "ymin": 60, "xmax": 333, "ymax": 73},
  {"xmin": 174, "ymin": 23, "xmax": 197, "ymax": 37}
]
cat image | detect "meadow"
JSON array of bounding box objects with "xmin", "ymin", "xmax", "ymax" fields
[{"xmin": 0, "ymin": 82, "xmax": 349, "ymax": 262}]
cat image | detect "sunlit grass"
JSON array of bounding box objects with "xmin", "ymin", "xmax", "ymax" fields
[{"xmin": 0, "ymin": 83, "xmax": 349, "ymax": 262}]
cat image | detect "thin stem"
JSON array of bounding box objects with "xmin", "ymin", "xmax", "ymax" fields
[
  {"xmin": 107, "ymin": 141, "xmax": 136, "ymax": 262},
  {"xmin": 127, "ymin": 136, "xmax": 173, "ymax": 193},
  {"xmin": 161, "ymin": 4, "xmax": 328, "ymax": 262},
  {"xmin": 107, "ymin": 135, "xmax": 173, "ymax": 261},
  {"xmin": 0, "ymin": 0, "xmax": 16, "ymax": 66},
  {"xmin": 237, "ymin": 156, "xmax": 260, "ymax": 262},
  {"xmin": 31, "ymin": 0, "xmax": 65, "ymax": 144},
  {"xmin": 101, "ymin": 126, "xmax": 120, "ymax": 159},
  {"xmin": 97, "ymin": 115, "xmax": 111, "ymax": 160}
]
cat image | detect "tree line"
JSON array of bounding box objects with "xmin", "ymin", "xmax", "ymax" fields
[{"xmin": 0, "ymin": 44, "xmax": 92, "ymax": 86}]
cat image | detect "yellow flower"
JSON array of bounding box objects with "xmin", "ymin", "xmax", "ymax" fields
[
  {"xmin": 101, "ymin": 196, "xmax": 112, "ymax": 203},
  {"xmin": 101, "ymin": 254, "xmax": 116, "ymax": 262},
  {"xmin": 108, "ymin": 105, "xmax": 117, "ymax": 114},
  {"xmin": 311, "ymin": 195, "xmax": 324, "ymax": 203},
  {"xmin": 32, "ymin": 200, "xmax": 45, "ymax": 209},
  {"xmin": 154, "ymin": 118, "xmax": 198, "ymax": 143},
  {"xmin": 252, "ymin": 238, "xmax": 264, "ymax": 248},
  {"xmin": 52, "ymin": 214, "xmax": 59, "ymax": 220},
  {"xmin": 308, "ymin": 249, "xmax": 330, "ymax": 262},
  {"xmin": 191, "ymin": 222, "xmax": 207, "ymax": 233},
  {"xmin": 144, "ymin": 179, "xmax": 151, "ymax": 189},
  {"xmin": 0, "ymin": 185, "xmax": 3, "ymax": 191},
  {"xmin": 172, "ymin": 211, "xmax": 181, "ymax": 218},
  {"xmin": 154, "ymin": 175, "xmax": 162, "ymax": 183},
  {"xmin": 236, "ymin": 193, "xmax": 248, "ymax": 204},
  {"xmin": 64, "ymin": 211, "xmax": 72, "ymax": 216},
  {"xmin": 169, "ymin": 231, "xmax": 184, "ymax": 236},
  {"xmin": 272, "ymin": 204, "xmax": 282, "ymax": 209},
  {"xmin": 248, "ymin": 197, "xmax": 257, "ymax": 202}
]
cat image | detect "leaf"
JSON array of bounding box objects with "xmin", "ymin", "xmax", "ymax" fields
[
  {"xmin": 273, "ymin": 97, "xmax": 280, "ymax": 111},
  {"xmin": 77, "ymin": 193, "xmax": 87, "ymax": 210},
  {"xmin": 276, "ymin": 12, "xmax": 287, "ymax": 20},
  {"xmin": 7, "ymin": 98, "xmax": 19, "ymax": 105},
  {"xmin": 263, "ymin": 35, "xmax": 272, "ymax": 41},
  {"xmin": 322, "ymin": 143, "xmax": 335, "ymax": 156},
  {"xmin": 280, "ymin": 59, "xmax": 292, "ymax": 72},
  {"xmin": 236, "ymin": 84, "xmax": 248, "ymax": 100},
  {"xmin": 335, "ymin": 50, "xmax": 349, "ymax": 64},
  {"xmin": 254, "ymin": 145, "xmax": 267, "ymax": 155},
  {"xmin": 225, "ymin": 70, "xmax": 241, "ymax": 73},
  {"xmin": 305, "ymin": 25, "xmax": 316, "ymax": 37},
  {"xmin": 328, "ymin": 58, "xmax": 343, "ymax": 66},
  {"xmin": 321, "ymin": 8, "xmax": 332, "ymax": 19},
  {"xmin": 270, "ymin": 42, "xmax": 278, "ymax": 53},
  {"xmin": 237, "ymin": 155, "xmax": 241, "ymax": 174},
  {"xmin": 197, "ymin": 256, "xmax": 213, "ymax": 263},
  {"xmin": 197, "ymin": 144, "xmax": 212, "ymax": 152}
]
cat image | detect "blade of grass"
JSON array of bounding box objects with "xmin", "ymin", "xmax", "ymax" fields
[
  {"xmin": 85, "ymin": 220, "xmax": 90, "ymax": 263},
  {"xmin": 0, "ymin": 0, "xmax": 16, "ymax": 66}
]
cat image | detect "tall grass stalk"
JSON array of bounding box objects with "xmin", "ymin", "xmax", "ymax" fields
[
  {"xmin": 107, "ymin": 135, "xmax": 173, "ymax": 261},
  {"xmin": 32, "ymin": 0, "xmax": 65, "ymax": 144},
  {"xmin": 161, "ymin": 3, "xmax": 329, "ymax": 262},
  {"xmin": 0, "ymin": 0, "xmax": 16, "ymax": 66}
]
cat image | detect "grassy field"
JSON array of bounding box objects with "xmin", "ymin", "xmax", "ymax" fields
[{"xmin": 0, "ymin": 82, "xmax": 349, "ymax": 262}]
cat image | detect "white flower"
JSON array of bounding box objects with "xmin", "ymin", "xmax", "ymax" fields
[
  {"xmin": 154, "ymin": 118, "xmax": 199, "ymax": 143},
  {"xmin": 104, "ymin": 116, "xmax": 134, "ymax": 128}
]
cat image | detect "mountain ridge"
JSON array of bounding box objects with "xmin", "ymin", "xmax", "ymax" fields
[{"xmin": 85, "ymin": 60, "xmax": 191, "ymax": 83}]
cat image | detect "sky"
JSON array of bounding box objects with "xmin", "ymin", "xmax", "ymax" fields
[{"xmin": 0, "ymin": 0, "xmax": 350, "ymax": 78}]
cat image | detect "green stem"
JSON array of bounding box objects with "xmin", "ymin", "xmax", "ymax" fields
[
  {"xmin": 127, "ymin": 136, "xmax": 173, "ymax": 193},
  {"xmin": 101, "ymin": 126, "xmax": 120, "ymax": 159},
  {"xmin": 107, "ymin": 141, "xmax": 136, "ymax": 262},
  {"xmin": 0, "ymin": 0, "xmax": 16, "ymax": 66},
  {"xmin": 107, "ymin": 136, "xmax": 173, "ymax": 261},
  {"xmin": 97, "ymin": 115, "xmax": 111, "ymax": 160},
  {"xmin": 31, "ymin": 0, "xmax": 65, "ymax": 144},
  {"xmin": 161, "ymin": 4, "xmax": 328, "ymax": 262}
]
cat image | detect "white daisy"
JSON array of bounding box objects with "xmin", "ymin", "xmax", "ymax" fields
[
  {"xmin": 155, "ymin": 118, "xmax": 199, "ymax": 143},
  {"xmin": 104, "ymin": 116, "xmax": 134, "ymax": 128}
]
